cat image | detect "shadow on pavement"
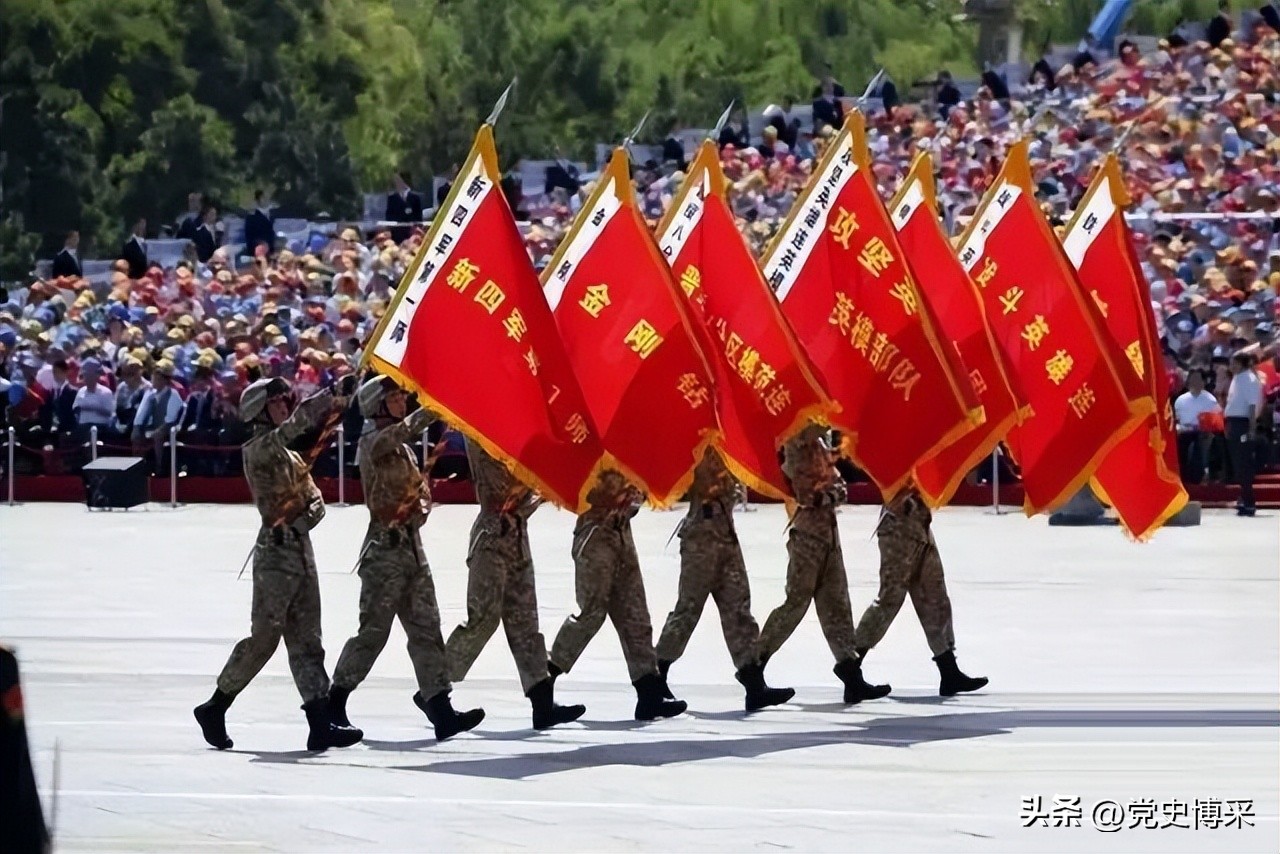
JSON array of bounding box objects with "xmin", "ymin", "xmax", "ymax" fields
[
  {"xmin": 225, "ymin": 707, "xmax": 1279, "ymax": 776},
  {"xmin": 394, "ymin": 707, "xmax": 1280, "ymax": 780}
]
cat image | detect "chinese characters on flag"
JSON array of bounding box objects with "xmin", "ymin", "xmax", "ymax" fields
[
  {"xmin": 365, "ymin": 124, "xmax": 604, "ymax": 512},
  {"xmin": 656, "ymin": 140, "xmax": 832, "ymax": 501},
  {"xmin": 1064, "ymin": 154, "xmax": 1188, "ymax": 539},
  {"xmin": 956, "ymin": 141, "xmax": 1151, "ymax": 514},
  {"xmin": 761, "ymin": 111, "xmax": 976, "ymax": 499},
  {"xmin": 541, "ymin": 146, "xmax": 719, "ymax": 505},
  {"xmin": 890, "ymin": 152, "xmax": 1021, "ymax": 507}
]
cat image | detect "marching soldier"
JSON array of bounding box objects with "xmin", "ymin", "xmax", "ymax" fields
[
  {"xmin": 854, "ymin": 489, "xmax": 987, "ymax": 696},
  {"xmin": 445, "ymin": 439, "xmax": 586, "ymax": 729},
  {"xmin": 656, "ymin": 448, "xmax": 794, "ymax": 711},
  {"xmin": 327, "ymin": 376, "xmax": 485, "ymax": 740},
  {"xmin": 757, "ymin": 424, "xmax": 890, "ymax": 704},
  {"xmin": 549, "ymin": 469, "xmax": 687, "ymax": 721},
  {"xmin": 194, "ymin": 376, "xmax": 363, "ymax": 751}
]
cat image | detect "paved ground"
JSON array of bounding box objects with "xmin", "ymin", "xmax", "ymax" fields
[{"xmin": 2, "ymin": 501, "xmax": 1277, "ymax": 852}]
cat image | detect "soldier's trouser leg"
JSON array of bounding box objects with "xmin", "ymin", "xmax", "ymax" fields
[
  {"xmin": 908, "ymin": 537, "xmax": 956, "ymax": 657},
  {"xmin": 399, "ymin": 532, "xmax": 451, "ymax": 699},
  {"xmin": 549, "ymin": 524, "xmax": 618, "ymax": 673},
  {"xmin": 280, "ymin": 535, "xmax": 330, "ymax": 703},
  {"xmin": 756, "ymin": 527, "xmax": 823, "ymax": 660},
  {"xmin": 332, "ymin": 545, "xmax": 403, "ymax": 691},
  {"xmin": 812, "ymin": 536, "xmax": 859, "ymax": 662},
  {"xmin": 607, "ymin": 526, "xmax": 659, "ymax": 682},
  {"xmin": 712, "ymin": 543, "xmax": 761, "ymax": 671},
  {"xmin": 501, "ymin": 528, "xmax": 551, "ymax": 693},
  {"xmin": 854, "ymin": 519, "xmax": 918, "ymax": 653},
  {"xmin": 654, "ymin": 529, "xmax": 715, "ymax": 664},
  {"xmin": 216, "ymin": 566, "xmax": 295, "ymax": 696},
  {"xmin": 445, "ymin": 525, "xmax": 506, "ymax": 683}
]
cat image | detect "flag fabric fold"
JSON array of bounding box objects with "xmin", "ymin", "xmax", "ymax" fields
[
  {"xmin": 890, "ymin": 152, "xmax": 1021, "ymax": 507},
  {"xmin": 656, "ymin": 140, "xmax": 833, "ymax": 501},
  {"xmin": 541, "ymin": 146, "xmax": 719, "ymax": 506},
  {"xmin": 956, "ymin": 140, "xmax": 1152, "ymax": 515},
  {"xmin": 760, "ymin": 112, "xmax": 976, "ymax": 500},
  {"xmin": 364, "ymin": 124, "xmax": 604, "ymax": 513},
  {"xmin": 1064, "ymin": 154, "xmax": 1188, "ymax": 539}
]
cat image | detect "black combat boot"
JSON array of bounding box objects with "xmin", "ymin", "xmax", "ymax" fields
[
  {"xmin": 527, "ymin": 678, "xmax": 587, "ymax": 729},
  {"xmin": 303, "ymin": 698, "xmax": 363, "ymax": 751},
  {"xmin": 833, "ymin": 658, "xmax": 891, "ymax": 704},
  {"xmin": 657, "ymin": 659, "xmax": 675, "ymax": 699},
  {"xmin": 633, "ymin": 673, "xmax": 687, "ymax": 721},
  {"xmin": 327, "ymin": 685, "xmax": 353, "ymax": 728},
  {"xmin": 414, "ymin": 690, "xmax": 485, "ymax": 741},
  {"xmin": 547, "ymin": 660, "xmax": 564, "ymax": 683},
  {"xmin": 735, "ymin": 663, "xmax": 795, "ymax": 712},
  {"xmin": 193, "ymin": 689, "xmax": 235, "ymax": 750},
  {"xmin": 934, "ymin": 650, "xmax": 988, "ymax": 696}
]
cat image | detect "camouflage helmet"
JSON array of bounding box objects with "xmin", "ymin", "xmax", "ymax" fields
[
  {"xmin": 358, "ymin": 374, "xmax": 402, "ymax": 418},
  {"xmin": 239, "ymin": 376, "xmax": 291, "ymax": 421}
]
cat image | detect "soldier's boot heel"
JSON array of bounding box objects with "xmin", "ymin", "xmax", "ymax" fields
[
  {"xmin": 633, "ymin": 674, "xmax": 687, "ymax": 721},
  {"xmin": 833, "ymin": 658, "xmax": 891, "ymax": 704},
  {"xmin": 327, "ymin": 685, "xmax": 353, "ymax": 728},
  {"xmin": 527, "ymin": 678, "xmax": 587, "ymax": 730},
  {"xmin": 657, "ymin": 659, "xmax": 676, "ymax": 699},
  {"xmin": 415, "ymin": 690, "xmax": 485, "ymax": 741},
  {"xmin": 193, "ymin": 689, "xmax": 235, "ymax": 750},
  {"xmin": 735, "ymin": 663, "xmax": 795, "ymax": 712},
  {"xmin": 934, "ymin": 650, "xmax": 988, "ymax": 697},
  {"xmin": 303, "ymin": 699, "xmax": 363, "ymax": 751}
]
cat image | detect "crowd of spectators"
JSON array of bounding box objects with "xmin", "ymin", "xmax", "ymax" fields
[{"xmin": 2, "ymin": 14, "xmax": 1278, "ymax": 495}]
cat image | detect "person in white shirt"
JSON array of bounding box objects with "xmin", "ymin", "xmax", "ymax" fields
[
  {"xmin": 132, "ymin": 360, "xmax": 185, "ymax": 473},
  {"xmin": 73, "ymin": 359, "xmax": 116, "ymax": 429},
  {"xmin": 1223, "ymin": 352, "xmax": 1263, "ymax": 515},
  {"xmin": 1173, "ymin": 369, "xmax": 1222, "ymax": 484}
]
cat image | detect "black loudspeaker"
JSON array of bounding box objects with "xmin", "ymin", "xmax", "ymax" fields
[{"xmin": 82, "ymin": 457, "xmax": 150, "ymax": 509}]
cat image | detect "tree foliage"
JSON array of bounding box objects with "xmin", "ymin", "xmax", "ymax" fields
[{"xmin": 5, "ymin": 0, "xmax": 1148, "ymax": 261}]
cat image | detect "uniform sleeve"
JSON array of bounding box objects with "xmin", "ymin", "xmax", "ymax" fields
[
  {"xmin": 385, "ymin": 406, "xmax": 436, "ymax": 446},
  {"xmin": 277, "ymin": 390, "xmax": 337, "ymax": 445}
]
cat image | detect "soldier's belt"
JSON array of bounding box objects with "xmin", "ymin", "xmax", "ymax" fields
[
  {"xmin": 264, "ymin": 525, "xmax": 304, "ymax": 546},
  {"xmin": 694, "ymin": 500, "xmax": 730, "ymax": 519}
]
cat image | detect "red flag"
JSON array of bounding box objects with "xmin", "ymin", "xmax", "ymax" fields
[
  {"xmin": 890, "ymin": 152, "xmax": 1022, "ymax": 507},
  {"xmin": 364, "ymin": 125, "xmax": 605, "ymax": 512},
  {"xmin": 955, "ymin": 141, "xmax": 1152, "ymax": 514},
  {"xmin": 541, "ymin": 147, "xmax": 719, "ymax": 505},
  {"xmin": 760, "ymin": 112, "xmax": 977, "ymax": 499},
  {"xmin": 655, "ymin": 141, "xmax": 832, "ymax": 501},
  {"xmin": 1064, "ymin": 154, "xmax": 1188, "ymax": 539}
]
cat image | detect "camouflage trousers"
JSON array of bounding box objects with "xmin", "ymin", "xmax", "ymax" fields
[
  {"xmin": 332, "ymin": 523, "xmax": 450, "ymax": 699},
  {"xmin": 855, "ymin": 506, "xmax": 955, "ymax": 657},
  {"xmin": 445, "ymin": 511, "xmax": 550, "ymax": 695},
  {"xmin": 655, "ymin": 508, "xmax": 760, "ymax": 671},
  {"xmin": 758, "ymin": 507, "xmax": 860, "ymax": 664},
  {"xmin": 217, "ymin": 526, "xmax": 331, "ymax": 703},
  {"xmin": 550, "ymin": 515, "xmax": 659, "ymax": 683}
]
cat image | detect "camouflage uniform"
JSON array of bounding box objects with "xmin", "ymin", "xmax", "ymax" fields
[
  {"xmin": 854, "ymin": 490, "xmax": 956, "ymax": 657},
  {"xmin": 550, "ymin": 469, "xmax": 660, "ymax": 682},
  {"xmin": 332, "ymin": 407, "xmax": 452, "ymax": 698},
  {"xmin": 655, "ymin": 449, "xmax": 760, "ymax": 671},
  {"xmin": 445, "ymin": 441, "xmax": 551, "ymax": 694},
  {"xmin": 757, "ymin": 425, "xmax": 860, "ymax": 663},
  {"xmin": 216, "ymin": 392, "xmax": 343, "ymax": 704}
]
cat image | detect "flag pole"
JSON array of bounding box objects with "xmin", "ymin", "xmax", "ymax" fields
[
  {"xmin": 486, "ymin": 77, "xmax": 517, "ymax": 127},
  {"xmin": 711, "ymin": 100, "xmax": 735, "ymax": 140},
  {"xmin": 856, "ymin": 68, "xmax": 886, "ymax": 109},
  {"xmin": 622, "ymin": 110, "xmax": 651, "ymax": 148}
]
